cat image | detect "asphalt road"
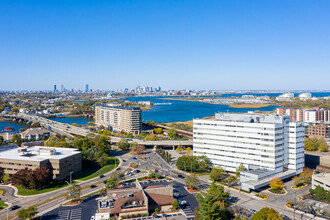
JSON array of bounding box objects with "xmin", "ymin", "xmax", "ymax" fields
[
  {"xmin": 40, "ymin": 194, "xmax": 99, "ymax": 220},
  {"xmin": 0, "ymin": 149, "xmax": 321, "ymax": 220}
]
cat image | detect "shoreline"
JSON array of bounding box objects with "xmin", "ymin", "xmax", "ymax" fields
[{"xmin": 162, "ymin": 97, "xmax": 273, "ymax": 109}]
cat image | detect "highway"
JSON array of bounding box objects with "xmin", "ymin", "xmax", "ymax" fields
[{"xmin": 6, "ymin": 114, "xmax": 193, "ymax": 146}]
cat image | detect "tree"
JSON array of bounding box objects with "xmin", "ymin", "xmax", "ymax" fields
[
  {"xmin": 117, "ymin": 138, "xmax": 130, "ymax": 151},
  {"xmin": 252, "ymin": 207, "xmax": 283, "ymax": 220},
  {"xmin": 11, "ymin": 134, "xmax": 22, "ymax": 146},
  {"xmin": 2, "ymin": 173, "xmax": 9, "ymax": 184},
  {"xmin": 106, "ymin": 172, "xmax": 124, "ymax": 189},
  {"xmin": 309, "ymin": 185, "xmax": 330, "ymax": 202},
  {"xmin": 153, "ymin": 128, "xmax": 163, "ymax": 134},
  {"xmin": 11, "ymin": 167, "xmax": 50, "ymax": 189},
  {"xmin": 31, "ymin": 122, "xmax": 40, "ymax": 128},
  {"xmin": 172, "ymin": 199, "xmax": 179, "ymax": 211},
  {"xmin": 167, "ymin": 128, "xmax": 178, "ymax": 140},
  {"xmin": 44, "ymin": 136, "xmax": 60, "ymax": 147},
  {"xmin": 235, "ymin": 164, "xmax": 246, "ymax": 178},
  {"xmin": 185, "ymin": 174, "xmax": 199, "ymax": 189},
  {"xmin": 269, "ymin": 177, "xmax": 284, "ymax": 191},
  {"xmin": 293, "ymin": 176, "xmax": 303, "ymax": 187},
  {"xmin": 17, "ymin": 206, "xmax": 38, "ymax": 220},
  {"xmin": 67, "ymin": 183, "xmax": 81, "ymax": 202},
  {"xmin": 227, "ymin": 176, "xmax": 238, "ymax": 187},
  {"xmin": 300, "ymin": 168, "xmax": 312, "ymax": 182},
  {"xmin": 97, "ymin": 154, "xmax": 109, "ymax": 167},
  {"xmin": 185, "ymin": 147, "xmax": 193, "ymax": 156},
  {"xmin": 145, "ymin": 133, "xmax": 159, "ymax": 141},
  {"xmin": 210, "ymin": 166, "xmax": 225, "ymax": 182},
  {"xmin": 195, "ymin": 183, "xmax": 231, "ymax": 220},
  {"xmin": 0, "ymin": 136, "xmax": 4, "ymax": 145},
  {"xmin": 319, "ymin": 138, "xmax": 329, "ymax": 152}
]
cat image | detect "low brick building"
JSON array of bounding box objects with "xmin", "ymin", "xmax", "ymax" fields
[{"xmin": 98, "ymin": 180, "xmax": 174, "ymax": 219}]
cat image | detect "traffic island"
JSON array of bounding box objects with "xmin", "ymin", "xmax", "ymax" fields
[
  {"xmin": 184, "ymin": 186, "xmax": 199, "ymax": 194},
  {"xmin": 291, "ymin": 183, "xmax": 308, "ymax": 189}
]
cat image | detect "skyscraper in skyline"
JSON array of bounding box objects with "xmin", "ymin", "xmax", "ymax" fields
[
  {"xmin": 53, "ymin": 85, "xmax": 56, "ymax": 93},
  {"xmin": 85, "ymin": 84, "xmax": 89, "ymax": 92}
]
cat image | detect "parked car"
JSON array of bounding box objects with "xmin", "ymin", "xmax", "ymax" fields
[
  {"xmin": 122, "ymin": 159, "xmax": 126, "ymax": 162},
  {"xmin": 132, "ymin": 169, "xmax": 140, "ymax": 173},
  {"xmin": 103, "ymin": 180, "xmax": 107, "ymax": 184},
  {"xmin": 90, "ymin": 185, "xmax": 97, "ymax": 189},
  {"xmin": 173, "ymin": 192, "xmax": 180, "ymax": 197},
  {"xmin": 147, "ymin": 180, "xmax": 152, "ymax": 184},
  {"xmin": 178, "ymin": 199, "xmax": 187, "ymax": 206},
  {"xmin": 99, "ymin": 175, "xmax": 105, "ymax": 178},
  {"xmin": 132, "ymin": 157, "xmax": 137, "ymax": 160},
  {"xmin": 116, "ymin": 167, "xmax": 121, "ymax": 171},
  {"xmin": 9, "ymin": 205, "xmax": 20, "ymax": 211},
  {"xmin": 178, "ymin": 174, "xmax": 184, "ymax": 178},
  {"xmin": 153, "ymin": 214, "xmax": 160, "ymax": 218}
]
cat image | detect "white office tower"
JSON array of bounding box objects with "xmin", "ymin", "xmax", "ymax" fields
[{"xmin": 193, "ymin": 112, "xmax": 304, "ymax": 191}]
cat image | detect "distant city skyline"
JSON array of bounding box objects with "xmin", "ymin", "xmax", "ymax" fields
[{"xmin": 1, "ymin": 0, "xmax": 330, "ymax": 90}]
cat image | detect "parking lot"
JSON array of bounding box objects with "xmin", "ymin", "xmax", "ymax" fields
[{"xmin": 121, "ymin": 179, "xmax": 198, "ymax": 219}]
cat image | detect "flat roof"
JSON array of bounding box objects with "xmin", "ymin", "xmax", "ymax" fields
[
  {"xmin": 313, "ymin": 173, "xmax": 330, "ymax": 183},
  {"xmin": 0, "ymin": 146, "xmax": 81, "ymax": 162},
  {"xmin": 97, "ymin": 104, "xmax": 140, "ymax": 110}
]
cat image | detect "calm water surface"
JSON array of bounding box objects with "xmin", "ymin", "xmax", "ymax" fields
[{"xmin": 50, "ymin": 117, "xmax": 92, "ymax": 125}]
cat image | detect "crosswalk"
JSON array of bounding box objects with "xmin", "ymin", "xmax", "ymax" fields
[
  {"xmin": 70, "ymin": 208, "xmax": 82, "ymax": 220},
  {"xmin": 56, "ymin": 208, "xmax": 82, "ymax": 220},
  {"xmin": 182, "ymin": 206, "xmax": 194, "ymax": 218}
]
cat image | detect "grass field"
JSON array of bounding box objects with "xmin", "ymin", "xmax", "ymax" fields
[
  {"xmin": 17, "ymin": 181, "xmax": 72, "ymax": 196},
  {"xmin": 0, "ymin": 201, "xmax": 8, "ymax": 209},
  {"xmin": 17, "ymin": 156, "xmax": 118, "ymax": 195},
  {"xmin": 77, "ymin": 156, "xmax": 119, "ymax": 181}
]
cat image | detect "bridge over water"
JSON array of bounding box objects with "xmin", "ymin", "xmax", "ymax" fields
[{"xmin": 4, "ymin": 114, "xmax": 192, "ymax": 147}]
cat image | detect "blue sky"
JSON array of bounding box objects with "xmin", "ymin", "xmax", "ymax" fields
[{"xmin": 0, "ymin": 0, "xmax": 329, "ymax": 91}]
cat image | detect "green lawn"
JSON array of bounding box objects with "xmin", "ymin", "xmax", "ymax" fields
[
  {"xmin": 0, "ymin": 201, "xmax": 8, "ymax": 209},
  {"xmin": 17, "ymin": 181, "xmax": 73, "ymax": 196},
  {"xmin": 16, "ymin": 156, "xmax": 118, "ymax": 195},
  {"xmin": 77, "ymin": 157, "xmax": 119, "ymax": 181}
]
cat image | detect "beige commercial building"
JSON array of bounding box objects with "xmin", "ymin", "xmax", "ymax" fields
[
  {"xmin": 0, "ymin": 146, "xmax": 82, "ymax": 181},
  {"xmin": 95, "ymin": 105, "xmax": 142, "ymax": 135},
  {"xmin": 312, "ymin": 173, "xmax": 330, "ymax": 191}
]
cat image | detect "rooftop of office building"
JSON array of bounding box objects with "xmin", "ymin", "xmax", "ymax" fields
[
  {"xmin": 96, "ymin": 104, "xmax": 141, "ymax": 110},
  {"xmin": 0, "ymin": 146, "xmax": 81, "ymax": 162},
  {"xmin": 195, "ymin": 112, "xmax": 291, "ymax": 124}
]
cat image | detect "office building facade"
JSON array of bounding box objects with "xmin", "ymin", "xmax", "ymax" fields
[
  {"xmin": 193, "ymin": 113, "xmax": 305, "ymax": 191},
  {"xmin": 0, "ymin": 146, "xmax": 82, "ymax": 181},
  {"xmin": 95, "ymin": 105, "xmax": 142, "ymax": 135},
  {"xmin": 277, "ymin": 107, "xmax": 330, "ymax": 123}
]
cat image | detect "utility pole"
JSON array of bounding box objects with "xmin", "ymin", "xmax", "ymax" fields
[
  {"xmin": 191, "ymin": 162, "xmax": 193, "ymax": 173},
  {"xmin": 184, "ymin": 161, "xmax": 186, "ymax": 173},
  {"xmin": 70, "ymin": 171, "xmax": 73, "ymax": 185}
]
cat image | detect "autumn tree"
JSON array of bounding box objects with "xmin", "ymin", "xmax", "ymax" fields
[
  {"xmin": 153, "ymin": 128, "xmax": 163, "ymax": 134},
  {"xmin": 11, "ymin": 167, "xmax": 50, "ymax": 189},
  {"xmin": 252, "ymin": 207, "xmax": 283, "ymax": 220},
  {"xmin": 210, "ymin": 166, "xmax": 225, "ymax": 182},
  {"xmin": 185, "ymin": 147, "xmax": 193, "ymax": 156}
]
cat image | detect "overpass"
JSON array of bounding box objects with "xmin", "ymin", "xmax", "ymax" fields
[
  {"xmin": 4, "ymin": 113, "xmax": 91, "ymax": 137},
  {"xmin": 110, "ymin": 136, "xmax": 192, "ymax": 147},
  {"xmin": 152, "ymin": 124, "xmax": 193, "ymax": 136}
]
